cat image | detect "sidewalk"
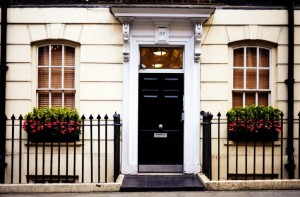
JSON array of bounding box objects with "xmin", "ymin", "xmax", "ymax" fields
[{"xmin": 1, "ymin": 191, "xmax": 300, "ymax": 197}]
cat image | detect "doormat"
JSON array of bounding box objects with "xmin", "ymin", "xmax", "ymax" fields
[{"xmin": 120, "ymin": 175, "xmax": 205, "ymax": 192}]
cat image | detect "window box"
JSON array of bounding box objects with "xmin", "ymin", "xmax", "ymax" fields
[
  {"xmin": 228, "ymin": 128, "xmax": 278, "ymax": 142},
  {"xmin": 227, "ymin": 105, "xmax": 282, "ymax": 142},
  {"xmin": 23, "ymin": 107, "xmax": 81, "ymax": 143}
]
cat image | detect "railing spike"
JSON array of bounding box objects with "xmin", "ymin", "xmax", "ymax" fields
[
  {"xmin": 11, "ymin": 114, "xmax": 16, "ymax": 120},
  {"xmin": 97, "ymin": 114, "xmax": 101, "ymax": 119},
  {"xmin": 104, "ymin": 114, "xmax": 108, "ymax": 119},
  {"xmin": 89, "ymin": 114, "xmax": 93, "ymax": 120},
  {"xmin": 19, "ymin": 114, "xmax": 23, "ymax": 120},
  {"xmin": 217, "ymin": 112, "xmax": 221, "ymax": 117},
  {"xmin": 81, "ymin": 115, "xmax": 86, "ymax": 120}
]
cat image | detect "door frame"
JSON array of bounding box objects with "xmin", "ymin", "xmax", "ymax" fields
[{"xmin": 121, "ymin": 32, "xmax": 201, "ymax": 174}]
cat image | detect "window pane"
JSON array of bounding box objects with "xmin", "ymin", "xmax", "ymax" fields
[
  {"xmin": 259, "ymin": 69, "xmax": 269, "ymax": 89},
  {"xmin": 245, "ymin": 92, "xmax": 256, "ymax": 106},
  {"xmin": 51, "ymin": 45, "xmax": 62, "ymax": 66},
  {"xmin": 38, "ymin": 67, "xmax": 49, "ymax": 88},
  {"xmin": 233, "ymin": 48, "xmax": 244, "ymax": 67},
  {"xmin": 246, "ymin": 69, "xmax": 257, "ymax": 89},
  {"xmin": 64, "ymin": 68, "xmax": 75, "ymax": 88},
  {"xmin": 246, "ymin": 48, "xmax": 257, "ymax": 67},
  {"xmin": 233, "ymin": 92, "xmax": 243, "ymax": 107},
  {"xmin": 51, "ymin": 67, "xmax": 62, "ymax": 88},
  {"xmin": 259, "ymin": 48, "xmax": 269, "ymax": 67},
  {"xmin": 65, "ymin": 46, "xmax": 75, "ymax": 66},
  {"xmin": 38, "ymin": 92, "xmax": 49, "ymax": 108},
  {"xmin": 51, "ymin": 92, "xmax": 62, "ymax": 107},
  {"xmin": 140, "ymin": 47, "xmax": 183, "ymax": 69},
  {"xmin": 64, "ymin": 91, "xmax": 75, "ymax": 108},
  {"xmin": 38, "ymin": 46, "xmax": 49, "ymax": 66},
  {"xmin": 233, "ymin": 69, "xmax": 244, "ymax": 89},
  {"xmin": 258, "ymin": 92, "xmax": 269, "ymax": 106}
]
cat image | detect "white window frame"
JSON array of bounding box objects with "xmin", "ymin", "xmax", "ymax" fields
[
  {"xmin": 232, "ymin": 46, "xmax": 272, "ymax": 107},
  {"xmin": 36, "ymin": 44, "xmax": 77, "ymax": 108}
]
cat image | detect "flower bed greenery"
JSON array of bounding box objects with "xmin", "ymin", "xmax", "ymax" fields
[
  {"xmin": 227, "ymin": 105, "xmax": 282, "ymax": 141},
  {"xmin": 23, "ymin": 107, "xmax": 81, "ymax": 142}
]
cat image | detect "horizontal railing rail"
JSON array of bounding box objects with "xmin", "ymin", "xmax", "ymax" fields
[{"xmin": 3, "ymin": 113, "xmax": 121, "ymax": 184}]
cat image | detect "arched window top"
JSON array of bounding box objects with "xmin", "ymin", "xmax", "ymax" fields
[
  {"xmin": 228, "ymin": 39, "xmax": 277, "ymax": 49},
  {"xmin": 32, "ymin": 39, "xmax": 80, "ymax": 48}
]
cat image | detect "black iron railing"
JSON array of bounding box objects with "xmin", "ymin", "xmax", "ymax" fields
[
  {"xmin": 3, "ymin": 113, "xmax": 121, "ymax": 184},
  {"xmin": 201, "ymin": 111, "xmax": 300, "ymax": 180}
]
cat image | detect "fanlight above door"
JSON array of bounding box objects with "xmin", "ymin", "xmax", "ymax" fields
[{"xmin": 140, "ymin": 47, "xmax": 183, "ymax": 69}]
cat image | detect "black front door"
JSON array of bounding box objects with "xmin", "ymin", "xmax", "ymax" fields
[{"xmin": 138, "ymin": 73, "xmax": 184, "ymax": 172}]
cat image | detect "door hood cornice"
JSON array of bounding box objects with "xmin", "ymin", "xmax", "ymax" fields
[{"xmin": 110, "ymin": 6, "xmax": 215, "ymax": 23}]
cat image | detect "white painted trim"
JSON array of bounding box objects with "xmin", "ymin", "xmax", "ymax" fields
[
  {"xmin": 113, "ymin": 7, "xmax": 213, "ymax": 175},
  {"xmin": 121, "ymin": 31, "xmax": 201, "ymax": 175}
]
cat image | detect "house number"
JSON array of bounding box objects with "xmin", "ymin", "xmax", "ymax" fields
[{"xmin": 156, "ymin": 26, "xmax": 169, "ymax": 43}]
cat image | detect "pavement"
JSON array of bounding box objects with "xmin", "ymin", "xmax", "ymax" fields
[{"xmin": 1, "ymin": 191, "xmax": 300, "ymax": 197}]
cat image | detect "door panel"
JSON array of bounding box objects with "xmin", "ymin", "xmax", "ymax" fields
[{"xmin": 138, "ymin": 73, "xmax": 184, "ymax": 172}]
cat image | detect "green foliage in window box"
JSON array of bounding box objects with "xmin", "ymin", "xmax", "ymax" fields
[
  {"xmin": 23, "ymin": 107, "xmax": 81, "ymax": 142},
  {"xmin": 227, "ymin": 105, "xmax": 282, "ymax": 141}
]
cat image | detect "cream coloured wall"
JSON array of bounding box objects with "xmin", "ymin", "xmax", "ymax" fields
[{"xmin": 5, "ymin": 8, "xmax": 123, "ymax": 117}]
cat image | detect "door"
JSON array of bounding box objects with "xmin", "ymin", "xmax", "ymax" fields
[{"xmin": 138, "ymin": 73, "xmax": 184, "ymax": 172}]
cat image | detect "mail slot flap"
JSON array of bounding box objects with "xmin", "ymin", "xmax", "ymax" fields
[{"xmin": 154, "ymin": 133, "xmax": 167, "ymax": 138}]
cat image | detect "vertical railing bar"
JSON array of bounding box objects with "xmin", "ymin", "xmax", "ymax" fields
[
  {"xmin": 113, "ymin": 113, "xmax": 121, "ymax": 182},
  {"xmin": 81, "ymin": 115, "xmax": 85, "ymax": 183},
  {"xmin": 34, "ymin": 117, "xmax": 39, "ymax": 183},
  {"xmin": 271, "ymin": 113, "xmax": 275, "ymax": 179},
  {"xmin": 58, "ymin": 118, "xmax": 61, "ymax": 183},
  {"xmin": 235, "ymin": 113, "xmax": 239, "ymax": 180},
  {"xmin": 226, "ymin": 113, "xmax": 229, "ymax": 180},
  {"xmin": 42, "ymin": 138, "xmax": 45, "ymax": 183},
  {"xmin": 89, "ymin": 115, "xmax": 93, "ymax": 183},
  {"xmin": 245, "ymin": 112, "xmax": 248, "ymax": 181},
  {"xmin": 73, "ymin": 135, "xmax": 76, "ymax": 183},
  {"xmin": 19, "ymin": 115, "xmax": 23, "ymax": 184},
  {"xmin": 66, "ymin": 120, "xmax": 69, "ymax": 183},
  {"xmin": 262, "ymin": 134, "xmax": 266, "ymax": 179},
  {"xmin": 217, "ymin": 112, "xmax": 221, "ymax": 181},
  {"xmin": 34, "ymin": 139, "xmax": 38, "ymax": 183},
  {"xmin": 105, "ymin": 114, "xmax": 108, "ymax": 183},
  {"xmin": 253, "ymin": 113, "xmax": 257, "ymax": 180},
  {"xmin": 58, "ymin": 140, "xmax": 61, "ymax": 183},
  {"xmin": 11, "ymin": 115, "xmax": 15, "ymax": 183},
  {"xmin": 50, "ymin": 117, "xmax": 54, "ymax": 183},
  {"xmin": 26, "ymin": 122, "xmax": 30, "ymax": 183},
  {"xmin": 298, "ymin": 112, "xmax": 300, "ymax": 179},
  {"xmin": 42, "ymin": 118, "xmax": 46, "ymax": 183},
  {"xmin": 50, "ymin": 141, "xmax": 53, "ymax": 183},
  {"xmin": 209, "ymin": 117, "xmax": 212, "ymax": 179},
  {"xmin": 97, "ymin": 114, "xmax": 101, "ymax": 183},
  {"xmin": 280, "ymin": 112, "xmax": 284, "ymax": 179}
]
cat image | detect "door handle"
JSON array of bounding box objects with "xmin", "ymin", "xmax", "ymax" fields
[{"xmin": 158, "ymin": 124, "xmax": 163, "ymax": 130}]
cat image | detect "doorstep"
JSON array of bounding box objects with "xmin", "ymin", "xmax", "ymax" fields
[{"xmin": 120, "ymin": 174, "xmax": 205, "ymax": 192}]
